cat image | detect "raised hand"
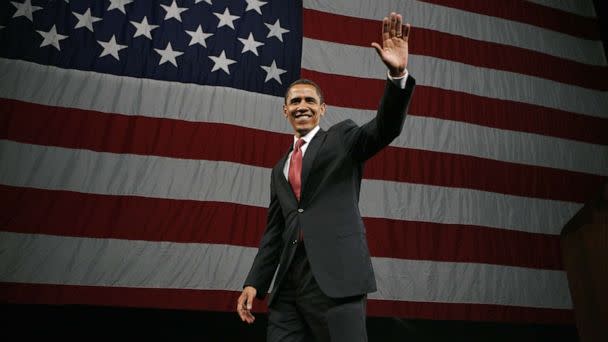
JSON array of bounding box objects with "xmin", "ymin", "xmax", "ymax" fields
[{"xmin": 371, "ymin": 12, "xmax": 410, "ymax": 77}]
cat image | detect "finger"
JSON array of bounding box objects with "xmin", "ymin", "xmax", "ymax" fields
[
  {"xmin": 236, "ymin": 294, "xmax": 246, "ymax": 321},
  {"xmin": 389, "ymin": 12, "xmax": 397, "ymax": 38},
  {"xmin": 395, "ymin": 14, "xmax": 403, "ymax": 38},
  {"xmin": 245, "ymin": 312, "xmax": 255, "ymax": 324},
  {"xmin": 404, "ymin": 23, "xmax": 411, "ymax": 41},
  {"xmin": 371, "ymin": 42, "xmax": 383, "ymax": 57},
  {"xmin": 237, "ymin": 293, "xmax": 244, "ymax": 311},
  {"xmin": 245, "ymin": 292, "xmax": 254, "ymax": 310},
  {"xmin": 381, "ymin": 17, "xmax": 390, "ymax": 42},
  {"xmin": 239, "ymin": 306, "xmax": 252, "ymax": 322}
]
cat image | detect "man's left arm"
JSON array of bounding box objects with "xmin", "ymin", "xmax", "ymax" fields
[{"xmin": 350, "ymin": 12, "xmax": 415, "ymax": 161}]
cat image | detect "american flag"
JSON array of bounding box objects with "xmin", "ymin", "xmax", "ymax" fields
[{"xmin": 1, "ymin": 0, "xmax": 606, "ymax": 325}]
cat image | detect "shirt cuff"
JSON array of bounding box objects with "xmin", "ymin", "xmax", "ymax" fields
[{"xmin": 387, "ymin": 69, "xmax": 409, "ymax": 89}]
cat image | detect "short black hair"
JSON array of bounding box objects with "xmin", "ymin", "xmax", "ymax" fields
[{"xmin": 284, "ymin": 78, "xmax": 324, "ymax": 104}]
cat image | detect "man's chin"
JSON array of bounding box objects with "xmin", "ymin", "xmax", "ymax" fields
[{"xmin": 295, "ymin": 127, "xmax": 312, "ymax": 137}]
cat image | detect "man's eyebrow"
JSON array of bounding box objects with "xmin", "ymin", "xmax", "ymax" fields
[{"xmin": 288, "ymin": 95, "xmax": 318, "ymax": 103}]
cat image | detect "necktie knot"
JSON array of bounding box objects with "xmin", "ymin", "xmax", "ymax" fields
[{"xmin": 294, "ymin": 138, "xmax": 305, "ymax": 151}]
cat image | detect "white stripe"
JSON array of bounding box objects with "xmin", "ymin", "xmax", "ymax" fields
[
  {"xmin": 330, "ymin": 107, "xmax": 608, "ymax": 177},
  {"xmin": 0, "ymin": 140, "xmax": 582, "ymax": 235},
  {"xmin": 0, "ymin": 232, "xmax": 572, "ymax": 309},
  {"xmin": 1, "ymin": 59, "xmax": 607, "ymax": 176},
  {"xmin": 303, "ymin": 0, "xmax": 605, "ymax": 66},
  {"xmin": 0, "ymin": 232, "xmax": 256, "ymax": 291},
  {"xmin": 526, "ymin": 0, "xmax": 596, "ymax": 17},
  {"xmin": 302, "ymin": 38, "xmax": 608, "ymax": 118},
  {"xmin": 0, "ymin": 140, "xmax": 270, "ymax": 208},
  {"xmin": 361, "ymin": 179, "xmax": 580, "ymax": 235},
  {"xmin": 370, "ymin": 256, "xmax": 571, "ymax": 309},
  {"xmin": 0, "ymin": 58, "xmax": 290, "ymax": 134}
]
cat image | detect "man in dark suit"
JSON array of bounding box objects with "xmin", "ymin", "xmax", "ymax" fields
[{"xmin": 237, "ymin": 12, "xmax": 415, "ymax": 342}]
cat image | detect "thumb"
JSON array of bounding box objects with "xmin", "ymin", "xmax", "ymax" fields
[{"xmin": 371, "ymin": 42, "xmax": 383, "ymax": 57}]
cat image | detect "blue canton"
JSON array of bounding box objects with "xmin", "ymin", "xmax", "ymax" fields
[{"xmin": 0, "ymin": 0, "xmax": 303, "ymax": 97}]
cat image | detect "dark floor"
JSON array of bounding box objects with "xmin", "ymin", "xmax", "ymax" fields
[{"xmin": 1, "ymin": 303, "xmax": 578, "ymax": 341}]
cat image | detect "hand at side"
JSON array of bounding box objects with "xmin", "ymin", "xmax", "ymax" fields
[{"xmin": 237, "ymin": 286, "xmax": 257, "ymax": 324}]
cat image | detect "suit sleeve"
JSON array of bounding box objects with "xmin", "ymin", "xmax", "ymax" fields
[
  {"xmin": 243, "ymin": 172, "xmax": 285, "ymax": 300},
  {"xmin": 345, "ymin": 75, "xmax": 416, "ymax": 161}
]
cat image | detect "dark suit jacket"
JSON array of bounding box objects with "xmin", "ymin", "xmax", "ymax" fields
[{"xmin": 244, "ymin": 76, "xmax": 416, "ymax": 307}]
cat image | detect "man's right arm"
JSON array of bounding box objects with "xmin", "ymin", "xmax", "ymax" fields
[
  {"xmin": 237, "ymin": 175, "xmax": 285, "ymax": 323},
  {"xmin": 243, "ymin": 177, "xmax": 284, "ymax": 293}
]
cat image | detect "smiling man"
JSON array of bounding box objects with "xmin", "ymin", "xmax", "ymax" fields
[
  {"xmin": 237, "ymin": 12, "xmax": 416, "ymax": 342},
  {"xmin": 283, "ymin": 79, "xmax": 326, "ymax": 137}
]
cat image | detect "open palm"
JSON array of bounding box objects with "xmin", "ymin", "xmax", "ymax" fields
[{"xmin": 372, "ymin": 12, "xmax": 410, "ymax": 77}]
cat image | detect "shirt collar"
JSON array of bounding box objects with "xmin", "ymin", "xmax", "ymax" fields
[{"xmin": 293, "ymin": 125, "xmax": 320, "ymax": 147}]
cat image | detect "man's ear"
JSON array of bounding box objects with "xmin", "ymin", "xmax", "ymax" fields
[
  {"xmin": 283, "ymin": 104, "xmax": 288, "ymax": 118},
  {"xmin": 320, "ymin": 103, "xmax": 327, "ymax": 116}
]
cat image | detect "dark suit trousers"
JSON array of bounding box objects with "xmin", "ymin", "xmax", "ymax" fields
[{"xmin": 267, "ymin": 243, "xmax": 368, "ymax": 342}]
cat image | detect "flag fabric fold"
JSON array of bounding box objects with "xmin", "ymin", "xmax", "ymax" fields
[{"xmin": 1, "ymin": 0, "xmax": 606, "ymax": 324}]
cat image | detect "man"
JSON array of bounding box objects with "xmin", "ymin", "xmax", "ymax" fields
[{"xmin": 237, "ymin": 12, "xmax": 415, "ymax": 342}]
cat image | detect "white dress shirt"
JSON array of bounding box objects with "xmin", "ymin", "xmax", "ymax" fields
[{"xmin": 282, "ymin": 125, "xmax": 321, "ymax": 179}]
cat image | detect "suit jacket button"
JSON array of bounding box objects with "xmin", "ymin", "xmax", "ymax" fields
[{"xmin": 297, "ymin": 208, "xmax": 304, "ymax": 213}]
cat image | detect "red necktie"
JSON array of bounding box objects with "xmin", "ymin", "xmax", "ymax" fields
[{"xmin": 288, "ymin": 138, "xmax": 306, "ymax": 201}]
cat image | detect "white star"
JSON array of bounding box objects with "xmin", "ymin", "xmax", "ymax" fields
[
  {"xmin": 245, "ymin": 0, "xmax": 267, "ymax": 15},
  {"xmin": 209, "ymin": 50, "xmax": 236, "ymax": 74},
  {"xmin": 11, "ymin": 0, "xmax": 42, "ymax": 22},
  {"xmin": 161, "ymin": 0, "xmax": 188, "ymax": 22},
  {"xmin": 73, "ymin": 9, "xmax": 102, "ymax": 32},
  {"xmin": 185, "ymin": 25, "xmax": 213, "ymax": 47},
  {"xmin": 214, "ymin": 8, "xmax": 239, "ymax": 30},
  {"xmin": 265, "ymin": 19, "xmax": 289, "ymax": 42},
  {"xmin": 107, "ymin": 0, "xmax": 134, "ymax": 14},
  {"xmin": 98, "ymin": 35, "xmax": 127, "ymax": 61},
  {"xmin": 238, "ymin": 33, "xmax": 264, "ymax": 56},
  {"xmin": 36, "ymin": 25, "xmax": 68, "ymax": 51},
  {"xmin": 261, "ymin": 60, "xmax": 286, "ymax": 84},
  {"xmin": 195, "ymin": 0, "xmax": 212, "ymax": 4},
  {"xmin": 131, "ymin": 17, "xmax": 159, "ymax": 40},
  {"xmin": 154, "ymin": 42, "xmax": 183, "ymax": 67}
]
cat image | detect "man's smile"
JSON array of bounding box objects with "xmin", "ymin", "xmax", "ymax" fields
[{"xmin": 294, "ymin": 113, "xmax": 313, "ymax": 120}]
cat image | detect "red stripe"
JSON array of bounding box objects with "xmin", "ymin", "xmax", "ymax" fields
[
  {"xmin": 0, "ymin": 282, "xmax": 261, "ymax": 313},
  {"xmin": 366, "ymin": 147, "xmax": 604, "ymax": 204},
  {"xmin": 0, "ymin": 98, "xmax": 290, "ymax": 169},
  {"xmin": 303, "ymin": 9, "xmax": 608, "ymax": 90},
  {"xmin": 0, "ymin": 283, "xmax": 573, "ymax": 323},
  {"xmin": 302, "ymin": 69, "xmax": 608, "ymax": 146},
  {"xmin": 417, "ymin": 0, "xmax": 599, "ymax": 40},
  {"xmin": 1, "ymin": 98, "xmax": 604, "ymax": 203},
  {"xmin": 0, "ymin": 185, "xmax": 564, "ymax": 269}
]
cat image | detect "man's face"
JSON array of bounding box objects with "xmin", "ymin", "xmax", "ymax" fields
[{"xmin": 283, "ymin": 84, "xmax": 326, "ymax": 137}]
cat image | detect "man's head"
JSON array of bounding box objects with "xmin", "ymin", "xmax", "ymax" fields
[{"xmin": 283, "ymin": 79, "xmax": 326, "ymax": 138}]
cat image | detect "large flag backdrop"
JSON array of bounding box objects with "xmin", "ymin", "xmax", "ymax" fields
[{"xmin": 1, "ymin": 0, "xmax": 607, "ymax": 324}]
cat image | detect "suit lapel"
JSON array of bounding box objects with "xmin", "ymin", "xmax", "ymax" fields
[
  {"xmin": 300, "ymin": 129, "xmax": 326, "ymax": 198},
  {"xmin": 276, "ymin": 145, "xmax": 294, "ymax": 199}
]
